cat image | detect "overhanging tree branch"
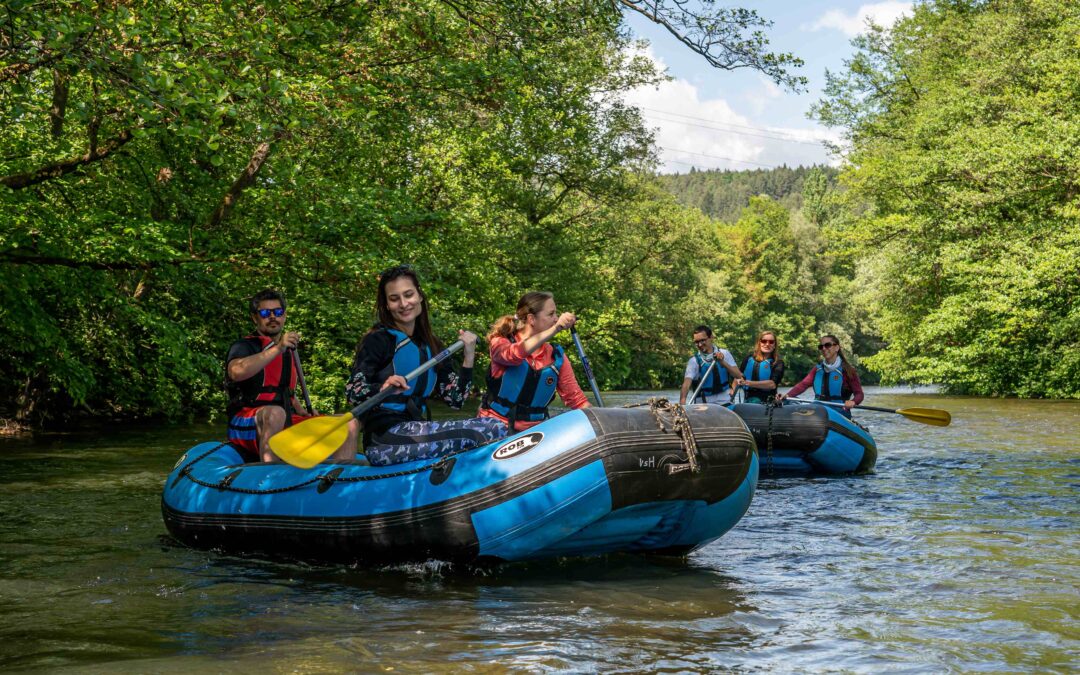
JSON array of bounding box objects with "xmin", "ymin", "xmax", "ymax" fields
[
  {"xmin": 0, "ymin": 129, "xmax": 133, "ymax": 189},
  {"xmin": 0, "ymin": 253, "xmax": 229, "ymax": 271},
  {"xmin": 204, "ymin": 131, "xmax": 286, "ymax": 230},
  {"xmin": 49, "ymin": 70, "xmax": 70, "ymax": 138},
  {"xmin": 616, "ymin": 0, "xmax": 806, "ymax": 90}
]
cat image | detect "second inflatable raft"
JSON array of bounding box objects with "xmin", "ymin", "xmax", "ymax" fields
[{"xmin": 728, "ymin": 401, "xmax": 877, "ymax": 477}]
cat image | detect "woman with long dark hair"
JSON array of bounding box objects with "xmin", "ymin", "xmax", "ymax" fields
[
  {"xmin": 778, "ymin": 334, "xmax": 864, "ymax": 417},
  {"xmin": 738, "ymin": 330, "xmax": 785, "ymax": 403},
  {"xmin": 344, "ymin": 265, "xmax": 503, "ymax": 465},
  {"xmin": 478, "ymin": 291, "xmax": 590, "ymax": 432}
]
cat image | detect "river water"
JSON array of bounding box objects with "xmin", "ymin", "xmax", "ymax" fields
[{"xmin": 1, "ymin": 389, "xmax": 1077, "ymax": 672}]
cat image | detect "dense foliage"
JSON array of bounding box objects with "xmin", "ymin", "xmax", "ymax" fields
[
  {"xmin": 6, "ymin": 0, "xmax": 1073, "ymax": 430},
  {"xmin": 812, "ymin": 0, "xmax": 1080, "ymax": 397},
  {"xmin": 1, "ymin": 0, "xmax": 807, "ymax": 427}
]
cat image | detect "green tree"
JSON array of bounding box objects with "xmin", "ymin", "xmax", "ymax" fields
[
  {"xmin": 812, "ymin": 0, "xmax": 1080, "ymax": 397},
  {"xmin": 1, "ymin": 0, "xmax": 805, "ymax": 426}
]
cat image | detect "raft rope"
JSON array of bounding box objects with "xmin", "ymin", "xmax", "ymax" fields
[
  {"xmin": 623, "ymin": 397, "xmax": 701, "ymax": 474},
  {"xmin": 174, "ymin": 442, "xmax": 462, "ymax": 495},
  {"xmin": 178, "ymin": 399, "xmax": 712, "ymax": 493},
  {"xmin": 763, "ymin": 399, "xmax": 777, "ymax": 477}
]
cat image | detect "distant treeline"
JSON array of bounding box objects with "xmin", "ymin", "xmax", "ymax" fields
[{"xmin": 657, "ymin": 166, "xmax": 840, "ymax": 224}]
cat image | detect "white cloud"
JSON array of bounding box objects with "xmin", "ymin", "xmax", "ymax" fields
[
  {"xmin": 744, "ymin": 75, "xmax": 784, "ymax": 116},
  {"xmin": 622, "ymin": 48, "xmax": 841, "ymax": 174},
  {"xmin": 806, "ymin": 2, "xmax": 913, "ymax": 37}
]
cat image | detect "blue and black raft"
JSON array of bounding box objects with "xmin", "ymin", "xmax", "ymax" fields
[
  {"xmin": 162, "ymin": 402, "xmax": 757, "ymax": 565},
  {"xmin": 727, "ymin": 401, "xmax": 877, "ymax": 477}
]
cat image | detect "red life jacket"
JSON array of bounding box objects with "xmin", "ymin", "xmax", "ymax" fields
[{"xmin": 225, "ymin": 334, "xmax": 296, "ymax": 417}]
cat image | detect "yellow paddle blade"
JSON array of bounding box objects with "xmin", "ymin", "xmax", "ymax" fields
[
  {"xmin": 897, "ymin": 407, "xmax": 952, "ymax": 427},
  {"xmin": 268, "ymin": 413, "xmax": 354, "ymax": 469}
]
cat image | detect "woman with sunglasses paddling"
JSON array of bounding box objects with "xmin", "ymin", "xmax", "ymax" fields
[
  {"xmin": 778, "ymin": 335, "xmax": 864, "ymax": 418},
  {"xmin": 345, "ymin": 266, "xmax": 505, "ymax": 466},
  {"xmin": 737, "ymin": 330, "xmax": 785, "ymax": 403}
]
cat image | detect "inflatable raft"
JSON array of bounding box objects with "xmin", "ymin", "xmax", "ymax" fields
[
  {"xmin": 162, "ymin": 404, "xmax": 757, "ymax": 565},
  {"xmin": 728, "ymin": 401, "xmax": 877, "ymax": 477}
]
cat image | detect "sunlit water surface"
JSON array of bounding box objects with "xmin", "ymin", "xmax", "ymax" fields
[{"xmin": 1, "ymin": 389, "xmax": 1077, "ymax": 672}]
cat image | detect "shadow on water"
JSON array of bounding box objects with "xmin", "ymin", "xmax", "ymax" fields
[{"xmin": 1, "ymin": 390, "xmax": 1078, "ymax": 672}]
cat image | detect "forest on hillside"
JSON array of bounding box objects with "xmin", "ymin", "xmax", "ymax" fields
[
  {"xmin": 657, "ymin": 165, "xmax": 840, "ymax": 224},
  {"xmin": 2, "ymin": 0, "xmax": 1077, "ymax": 429}
]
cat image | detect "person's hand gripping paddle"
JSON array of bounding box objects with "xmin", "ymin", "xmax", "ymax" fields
[{"xmin": 269, "ymin": 341, "xmax": 465, "ymax": 468}]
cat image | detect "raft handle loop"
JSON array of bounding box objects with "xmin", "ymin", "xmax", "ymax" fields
[
  {"xmin": 173, "ymin": 442, "xmax": 475, "ymax": 494},
  {"xmin": 317, "ymin": 467, "xmax": 344, "ymax": 494},
  {"xmin": 218, "ymin": 469, "xmax": 242, "ymax": 490}
]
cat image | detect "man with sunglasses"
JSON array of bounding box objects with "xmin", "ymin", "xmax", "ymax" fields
[
  {"xmin": 679, "ymin": 325, "xmax": 745, "ymax": 405},
  {"xmin": 225, "ymin": 289, "xmax": 358, "ymax": 462}
]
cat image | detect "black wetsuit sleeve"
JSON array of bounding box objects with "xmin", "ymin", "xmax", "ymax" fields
[
  {"xmin": 344, "ymin": 331, "xmax": 395, "ymax": 406},
  {"xmin": 434, "ymin": 358, "xmax": 473, "ymax": 409},
  {"xmin": 771, "ymin": 360, "xmax": 785, "ymax": 385}
]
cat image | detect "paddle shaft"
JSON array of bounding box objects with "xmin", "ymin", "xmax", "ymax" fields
[
  {"xmin": 788, "ymin": 397, "xmax": 879, "ymax": 413},
  {"xmin": 290, "ymin": 349, "xmax": 314, "ymax": 415},
  {"xmin": 687, "ymin": 356, "xmax": 718, "ymax": 404},
  {"xmin": 570, "ymin": 327, "xmax": 604, "ymax": 407},
  {"xmin": 783, "ymin": 396, "xmax": 951, "ymax": 425},
  {"xmin": 347, "ymin": 339, "xmax": 465, "ymax": 419}
]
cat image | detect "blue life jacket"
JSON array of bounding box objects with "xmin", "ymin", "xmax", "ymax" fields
[
  {"xmin": 741, "ymin": 356, "xmax": 773, "ymax": 384},
  {"xmin": 691, "ymin": 351, "xmax": 728, "ymax": 401},
  {"xmin": 482, "ymin": 337, "xmax": 564, "ymax": 427},
  {"xmin": 376, "ymin": 328, "xmax": 435, "ymax": 418},
  {"xmin": 812, "ymin": 363, "xmax": 848, "ymax": 401}
]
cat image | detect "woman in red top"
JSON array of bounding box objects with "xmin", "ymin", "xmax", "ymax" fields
[
  {"xmin": 779, "ymin": 334, "xmax": 864, "ymax": 417},
  {"xmin": 479, "ymin": 292, "xmax": 591, "ymax": 432}
]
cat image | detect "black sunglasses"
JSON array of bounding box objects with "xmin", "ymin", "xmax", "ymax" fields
[
  {"xmin": 256, "ymin": 307, "xmax": 285, "ymax": 319},
  {"xmin": 818, "ymin": 342, "xmax": 837, "ymax": 350}
]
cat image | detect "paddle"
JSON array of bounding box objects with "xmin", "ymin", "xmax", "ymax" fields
[
  {"xmin": 570, "ymin": 326, "xmax": 604, "ymax": 406},
  {"xmin": 687, "ymin": 354, "xmax": 718, "ymax": 404},
  {"xmin": 290, "ymin": 348, "xmax": 314, "ymax": 416},
  {"xmin": 784, "ymin": 397, "xmax": 951, "ymax": 426},
  {"xmin": 270, "ymin": 340, "xmax": 466, "ymax": 469}
]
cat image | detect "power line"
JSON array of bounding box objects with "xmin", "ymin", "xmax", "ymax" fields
[
  {"xmin": 641, "ymin": 106, "xmax": 823, "ymax": 138},
  {"xmin": 645, "ymin": 113, "xmax": 826, "ymax": 146},
  {"xmin": 658, "ymin": 146, "xmax": 776, "ymax": 169},
  {"xmin": 661, "ymin": 158, "xmax": 765, "ymax": 172},
  {"xmin": 640, "ymin": 107, "xmax": 829, "ymax": 146}
]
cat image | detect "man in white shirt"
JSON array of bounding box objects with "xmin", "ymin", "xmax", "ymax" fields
[{"xmin": 679, "ymin": 325, "xmax": 745, "ymax": 404}]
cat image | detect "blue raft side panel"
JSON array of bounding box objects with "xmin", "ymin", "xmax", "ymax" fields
[
  {"xmin": 162, "ymin": 405, "xmax": 758, "ymax": 564},
  {"xmin": 808, "ymin": 406, "xmax": 877, "ymax": 474},
  {"xmin": 472, "ymin": 459, "xmax": 612, "ymax": 560},
  {"xmin": 541, "ymin": 450, "xmax": 759, "ymax": 558},
  {"xmin": 165, "ymin": 410, "xmax": 598, "ymax": 521}
]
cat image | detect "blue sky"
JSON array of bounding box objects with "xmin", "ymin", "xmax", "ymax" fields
[{"xmin": 622, "ymin": 1, "xmax": 913, "ymax": 173}]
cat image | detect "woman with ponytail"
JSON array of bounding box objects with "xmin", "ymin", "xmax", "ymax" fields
[
  {"xmin": 344, "ymin": 265, "xmax": 504, "ymax": 466},
  {"xmin": 479, "ymin": 292, "xmax": 590, "ymax": 433},
  {"xmin": 778, "ymin": 334, "xmax": 864, "ymax": 418}
]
